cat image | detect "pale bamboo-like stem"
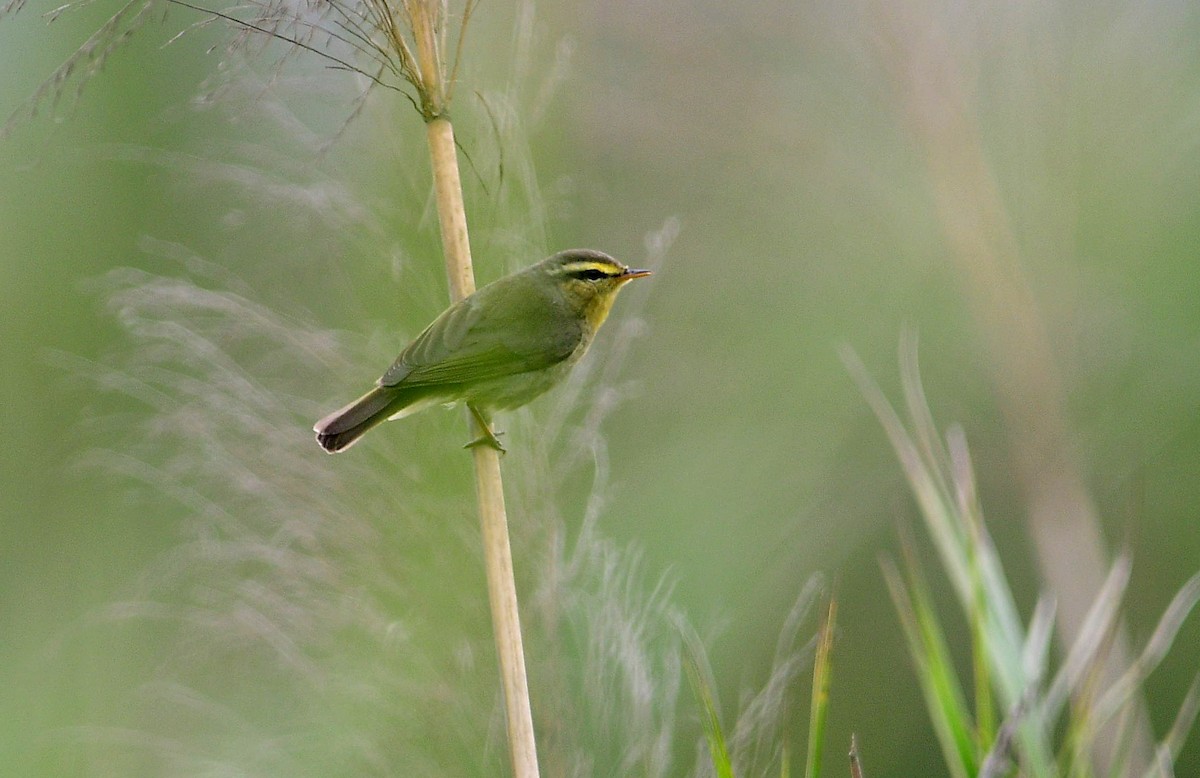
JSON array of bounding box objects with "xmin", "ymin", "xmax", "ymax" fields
[
  {"xmin": 426, "ymin": 119, "xmax": 475, "ymax": 298},
  {"xmin": 425, "ymin": 111, "xmax": 540, "ymax": 778},
  {"xmin": 401, "ymin": 4, "xmax": 539, "ymax": 772}
]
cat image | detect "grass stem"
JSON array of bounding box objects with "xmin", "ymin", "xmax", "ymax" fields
[{"xmin": 423, "ymin": 95, "xmax": 540, "ymax": 778}]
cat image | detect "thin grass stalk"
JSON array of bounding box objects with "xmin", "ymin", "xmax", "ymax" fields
[
  {"xmin": 427, "ymin": 100, "xmax": 540, "ymax": 778},
  {"xmin": 409, "ymin": 7, "xmax": 538, "ymax": 776}
]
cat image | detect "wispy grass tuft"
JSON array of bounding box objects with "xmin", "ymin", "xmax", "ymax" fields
[
  {"xmin": 681, "ymin": 579, "xmax": 827, "ymax": 778},
  {"xmin": 55, "ymin": 253, "xmax": 490, "ymax": 775}
]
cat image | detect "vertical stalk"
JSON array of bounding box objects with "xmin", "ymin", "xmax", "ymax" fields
[
  {"xmin": 425, "ymin": 103, "xmax": 540, "ymax": 778},
  {"xmin": 426, "ymin": 119, "xmax": 475, "ymax": 300},
  {"xmin": 383, "ymin": 4, "xmax": 537, "ymax": 772}
]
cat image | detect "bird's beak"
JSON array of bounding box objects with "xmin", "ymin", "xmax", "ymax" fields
[{"xmin": 622, "ymin": 268, "xmax": 653, "ymax": 280}]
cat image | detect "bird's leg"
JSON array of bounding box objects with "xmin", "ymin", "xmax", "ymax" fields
[{"xmin": 465, "ymin": 404, "xmax": 506, "ymax": 454}]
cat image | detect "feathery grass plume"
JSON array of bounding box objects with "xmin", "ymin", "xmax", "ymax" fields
[
  {"xmin": 848, "ymin": 339, "xmax": 1200, "ymax": 777},
  {"xmin": 535, "ymin": 539, "xmax": 685, "ymax": 777},
  {"xmin": 59, "ymin": 255, "xmax": 500, "ymax": 775},
  {"xmin": 23, "ymin": 0, "xmax": 537, "ymax": 771}
]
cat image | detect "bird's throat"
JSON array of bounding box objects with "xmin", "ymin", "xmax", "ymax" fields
[{"xmin": 584, "ymin": 287, "xmax": 623, "ymax": 332}]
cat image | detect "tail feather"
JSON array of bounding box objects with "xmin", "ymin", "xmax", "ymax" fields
[{"xmin": 314, "ymin": 386, "xmax": 397, "ymax": 453}]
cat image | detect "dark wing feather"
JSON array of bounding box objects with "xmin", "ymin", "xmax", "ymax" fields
[{"xmin": 379, "ymin": 274, "xmax": 583, "ymax": 389}]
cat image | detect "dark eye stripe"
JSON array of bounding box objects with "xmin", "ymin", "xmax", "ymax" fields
[{"xmin": 561, "ymin": 261, "xmax": 622, "ymax": 281}]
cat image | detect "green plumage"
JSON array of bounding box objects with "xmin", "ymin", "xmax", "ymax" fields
[{"xmin": 314, "ymin": 249, "xmax": 649, "ymax": 453}]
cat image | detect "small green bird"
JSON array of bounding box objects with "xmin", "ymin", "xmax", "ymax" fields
[{"xmin": 314, "ymin": 249, "xmax": 651, "ymax": 453}]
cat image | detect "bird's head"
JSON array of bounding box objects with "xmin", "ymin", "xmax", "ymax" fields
[{"xmin": 539, "ymin": 249, "xmax": 652, "ymax": 331}]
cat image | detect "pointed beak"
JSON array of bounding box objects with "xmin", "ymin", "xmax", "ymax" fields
[{"xmin": 621, "ymin": 268, "xmax": 653, "ymax": 280}]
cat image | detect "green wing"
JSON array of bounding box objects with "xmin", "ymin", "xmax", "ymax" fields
[{"xmin": 379, "ymin": 276, "xmax": 582, "ymax": 389}]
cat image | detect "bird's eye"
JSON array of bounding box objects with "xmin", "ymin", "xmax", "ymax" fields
[{"xmin": 573, "ymin": 268, "xmax": 611, "ymax": 281}]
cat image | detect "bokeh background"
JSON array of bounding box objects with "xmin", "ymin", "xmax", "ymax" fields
[{"xmin": 3, "ymin": 0, "xmax": 1200, "ymax": 774}]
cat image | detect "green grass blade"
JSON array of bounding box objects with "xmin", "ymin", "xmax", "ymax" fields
[
  {"xmin": 846, "ymin": 348, "xmax": 1056, "ymax": 774},
  {"xmin": 804, "ymin": 598, "xmax": 837, "ymax": 778},
  {"xmin": 953, "ymin": 431, "xmax": 995, "ymax": 756},
  {"xmin": 682, "ymin": 625, "xmax": 734, "ymax": 778},
  {"xmin": 882, "ymin": 552, "xmax": 977, "ymax": 778}
]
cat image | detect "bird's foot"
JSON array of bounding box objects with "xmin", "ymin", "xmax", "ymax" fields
[
  {"xmin": 464, "ymin": 431, "xmax": 506, "ymax": 454},
  {"xmin": 465, "ymin": 405, "xmax": 506, "ymax": 455}
]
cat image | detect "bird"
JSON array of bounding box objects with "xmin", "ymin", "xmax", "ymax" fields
[{"xmin": 314, "ymin": 249, "xmax": 651, "ymax": 453}]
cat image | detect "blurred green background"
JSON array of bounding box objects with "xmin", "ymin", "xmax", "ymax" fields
[{"xmin": 3, "ymin": 0, "xmax": 1200, "ymax": 775}]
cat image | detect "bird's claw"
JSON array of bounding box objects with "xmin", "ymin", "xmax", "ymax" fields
[
  {"xmin": 464, "ymin": 430, "xmax": 506, "ymax": 454},
  {"xmin": 465, "ymin": 405, "xmax": 506, "ymax": 454}
]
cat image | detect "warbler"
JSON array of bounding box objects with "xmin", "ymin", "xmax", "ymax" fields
[{"xmin": 314, "ymin": 249, "xmax": 651, "ymax": 453}]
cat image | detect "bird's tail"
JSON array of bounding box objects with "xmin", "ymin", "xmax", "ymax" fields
[{"xmin": 314, "ymin": 386, "xmax": 397, "ymax": 453}]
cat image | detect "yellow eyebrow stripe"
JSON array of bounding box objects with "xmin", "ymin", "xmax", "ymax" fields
[{"xmin": 560, "ymin": 260, "xmax": 623, "ymax": 276}]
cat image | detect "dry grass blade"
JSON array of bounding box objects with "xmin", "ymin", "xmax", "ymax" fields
[
  {"xmin": 1040, "ymin": 556, "xmax": 1132, "ymax": 724},
  {"xmin": 1093, "ymin": 573, "xmax": 1200, "ymax": 728},
  {"xmin": 1147, "ymin": 671, "xmax": 1200, "ymax": 776},
  {"xmin": 848, "ymin": 734, "xmax": 865, "ymax": 778}
]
